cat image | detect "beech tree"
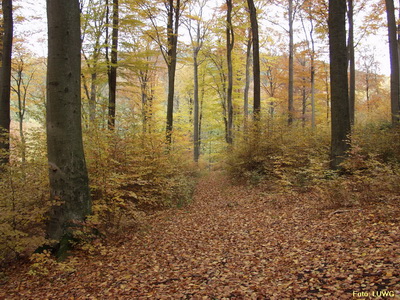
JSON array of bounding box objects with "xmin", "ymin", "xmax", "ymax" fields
[
  {"xmin": 0, "ymin": 0, "xmax": 13, "ymax": 166},
  {"xmin": 385, "ymin": 0, "xmax": 400, "ymax": 124},
  {"xmin": 185, "ymin": 0, "xmax": 209, "ymax": 162},
  {"xmin": 81, "ymin": 0, "xmax": 108, "ymax": 125},
  {"xmin": 226, "ymin": 0, "xmax": 234, "ymax": 144},
  {"xmin": 11, "ymin": 53, "xmax": 34, "ymax": 163},
  {"xmin": 348, "ymin": 0, "xmax": 355, "ymax": 125},
  {"xmin": 300, "ymin": 0, "xmax": 317, "ymax": 129},
  {"xmin": 329, "ymin": 0, "xmax": 350, "ymax": 169},
  {"xmin": 46, "ymin": 0, "xmax": 91, "ymax": 257},
  {"xmin": 107, "ymin": 0, "xmax": 119, "ymax": 129},
  {"xmin": 142, "ymin": 0, "xmax": 185, "ymax": 143},
  {"xmin": 243, "ymin": 27, "xmax": 251, "ymax": 123},
  {"xmin": 247, "ymin": 0, "xmax": 260, "ymax": 120},
  {"xmin": 288, "ymin": 0, "xmax": 294, "ymax": 125}
]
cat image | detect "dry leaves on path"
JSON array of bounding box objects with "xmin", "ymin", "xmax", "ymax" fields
[{"xmin": 1, "ymin": 172, "xmax": 399, "ymax": 299}]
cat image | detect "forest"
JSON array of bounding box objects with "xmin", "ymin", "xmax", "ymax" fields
[{"xmin": 0, "ymin": 0, "xmax": 399, "ymax": 298}]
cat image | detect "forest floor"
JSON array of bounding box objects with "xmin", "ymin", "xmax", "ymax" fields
[{"xmin": 0, "ymin": 172, "xmax": 399, "ymax": 299}]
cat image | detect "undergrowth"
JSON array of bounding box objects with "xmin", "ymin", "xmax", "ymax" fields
[
  {"xmin": 84, "ymin": 127, "xmax": 198, "ymax": 235},
  {"xmin": 0, "ymin": 126, "xmax": 198, "ymax": 267},
  {"xmin": 226, "ymin": 121, "xmax": 400, "ymax": 209}
]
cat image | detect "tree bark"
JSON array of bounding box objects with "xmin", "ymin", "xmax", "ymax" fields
[
  {"xmin": 193, "ymin": 53, "xmax": 200, "ymax": 162},
  {"xmin": 310, "ymin": 18, "xmax": 316, "ymax": 129},
  {"xmin": 244, "ymin": 28, "xmax": 251, "ymax": 124},
  {"xmin": 329, "ymin": 0, "xmax": 350, "ymax": 169},
  {"xmin": 247, "ymin": 0, "xmax": 260, "ymax": 120},
  {"xmin": 0, "ymin": 0, "xmax": 13, "ymax": 166},
  {"xmin": 310, "ymin": 55, "xmax": 315, "ymax": 129},
  {"xmin": 165, "ymin": 0, "xmax": 180, "ymax": 144},
  {"xmin": 288, "ymin": 0, "xmax": 294, "ymax": 125},
  {"xmin": 226, "ymin": 0, "xmax": 234, "ymax": 144},
  {"xmin": 107, "ymin": 0, "xmax": 118, "ymax": 129},
  {"xmin": 347, "ymin": 0, "xmax": 355, "ymax": 125},
  {"xmin": 385, "ymin": 0, "xmax": 400, "ymax": 124},
  {"xmin": 46, "ymin": 0, "xmax": 91, "ymax": 258}
]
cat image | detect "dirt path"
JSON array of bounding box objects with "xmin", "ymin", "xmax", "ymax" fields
[{"xmin": 1, "ymin": 172, "xmax": 399, "ymax": 299}]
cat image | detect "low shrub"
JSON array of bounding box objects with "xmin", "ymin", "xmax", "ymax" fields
[
  {"xmin": 0, "ymin": 131, "xmax": 50, "ymax": 266},
  {"xmin": 84, "ymin": 128, "xmax": 198, "ymax": 234},
  {"xmin": 226, "ymin": 121, "xmax": 400, "ymax": 209},
  {"xmin": 226, "ymin": 122, "xmax": 330, "ymax": 190}
]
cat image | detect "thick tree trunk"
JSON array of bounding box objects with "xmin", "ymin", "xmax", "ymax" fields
[
  {"xmin": 329, "ymin": 0, "xmax": 351, "ymax": 169},
  {"xmin": 348, "ymin": 0, "xmax": 355, "ymax": 125},
  {"xmin": 247, "ymin": 0, "xmax": 260, "ymax": 120},
  {"xmin": 385, "ymin": 0, "xmax": 400, "ymax": 124},
  {"xmin": 46, "ymin": 0, "xmax": 91, "ymax": 258},
  {"xmin": 166, "ymin": 0, "xmax": 180, "ymax": 144},
  {"xmin": 288, "ymin": 0, "xmax": 294, "ymax": 125},
  {"xmin": 107, "ymin": 0, "xmax": 118, "ymax": 129},
  {"xmin": 226, "ymin": 0, "xmax": 234, "ymax": 144},
  {"xmin": 0, "ymin": 0, "xmax": 13, "ymax": 166}
]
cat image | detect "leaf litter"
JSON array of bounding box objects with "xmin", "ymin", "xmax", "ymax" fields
[{"xmin": 0, "ymin": 172, "xmax": 399, "ymax": 299}]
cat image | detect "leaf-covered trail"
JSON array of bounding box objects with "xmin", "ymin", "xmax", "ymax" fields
[{"xmin": 1, "ymin": 172, "xmax": 399, "ymax": 299}]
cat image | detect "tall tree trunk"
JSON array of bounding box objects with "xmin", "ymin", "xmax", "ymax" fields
[
  {"xmin": 166, "ymin": 0, "xmax": 180, "ymax": 144},
  {"xmin": 288, "ymin": 0, "xmax": 294, "ymax": 125},
  {"xmin": 0, "ymin": 0, "xmax": 13, "ymax": 166},
  {"xmin": 347, "ymin": 0, "xmax": 355, "ymax": 125},
  {"xmin": 247, "ymin": 0, "xmax": 260, "ymax": 120},
  {"xmin": 226, "ymin": 0, "xmax": 234, "ymax": 144},
  {"xmin": 309, "ymin": 8, "xmax": 316, "ymax": 129},
  {"xmin": 107, "ymin": 0, "xmax": 118, "ymax": 129},
  {"xmin": 244, "ymin": 28, "xmax": 251, "ymax": 125},
  {"xmin": 329, "ymin": 0, "xmax": 350, "ymax": 170},
  {"xmin": 300, "ymin": 59, "xmax": 307, "ymax": 127},
  {"xmin": 199, "ymin": 71, "xmax": 205, "ymax": 154},
  {"xmin": 385, "ymin": 0, "xmax": 400, "ymax": 124},
  {"xmin": 193, "ymin": 53, "xmax": 200, "ymax": 162},
  {"xmin": 105, "ymin": 0, "xmax": 110, "ymax": 127},
  {"xmin": 310, "ymin": 55, "xmax": 315, "ymax": 129},
  {"xmin": 46, "ymin": 0, "xmax": 91, "ymax": 258}
]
